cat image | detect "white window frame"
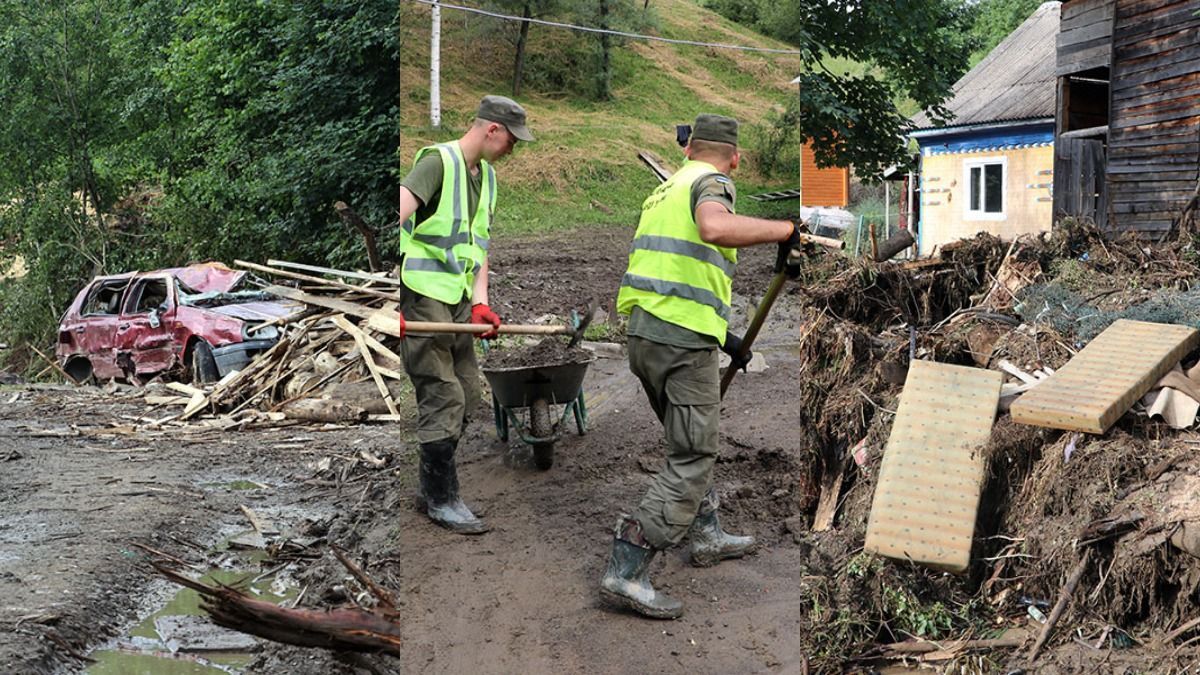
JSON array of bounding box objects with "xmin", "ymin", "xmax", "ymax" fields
[{"xmin": 963, "ymin": 156, "xmax": 1007, "ymax": 221}]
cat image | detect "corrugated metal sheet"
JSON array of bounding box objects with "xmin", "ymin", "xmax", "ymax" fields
[
  {"xmin": 800, "ymin": 142, "xmax": 849, "ymax": 207},
  {"xmin": 911, "ymin": 2, "xmax": 1061, "ymax": 130}
]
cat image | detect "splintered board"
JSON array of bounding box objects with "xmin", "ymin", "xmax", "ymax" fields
[
  {"xmin": 864, "ymin": 361, "xmax": 1002, "ymax": 573},
  {"xmin": 1010, "ymin": 319, "xmax": 1200, "ymax": 434}
]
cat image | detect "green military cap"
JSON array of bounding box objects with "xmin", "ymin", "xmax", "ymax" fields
[
  {"xmin": 477, "ymin": 95, "xmax": 535, "ymax": 142},
  {"xmin": 690, "ymin": 113, "xmax": 738, "ymax": 147}
]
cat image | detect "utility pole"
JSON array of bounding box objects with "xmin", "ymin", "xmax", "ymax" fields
[{"xmin": 430, "ymin": 0, "xmax": 442, "ymax": 128}]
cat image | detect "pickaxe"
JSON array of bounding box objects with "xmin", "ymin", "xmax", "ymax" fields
[{"xmin": 719, "ymin": 231, "xmax": 844, "ymax": 398}]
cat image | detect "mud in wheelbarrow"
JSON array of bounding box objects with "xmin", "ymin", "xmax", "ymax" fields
[{"xmin": 482, "ymin": 354, "xmax": 595, "ymax": 470}]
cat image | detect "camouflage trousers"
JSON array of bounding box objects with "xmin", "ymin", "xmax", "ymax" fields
[
  {"xmin": 398, "ymin": 289, "xmax": 481, "ymax": 444},
  {"xmin": 627, "ymin": 336, "xmax": 721, "ymax": 549}
]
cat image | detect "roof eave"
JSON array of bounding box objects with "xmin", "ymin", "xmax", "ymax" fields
[{"xmin": 909, "ymin": 117, "xmax": 1054, "ymax": 139}]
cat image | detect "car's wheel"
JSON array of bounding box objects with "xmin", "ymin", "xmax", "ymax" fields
[
  {"xmin": 63, "ymin": 358, "xmax": 94, "ymax": 386},
  {"xmin": 188, "ymin": 340, "xmax": 220, "ymax": 384}
]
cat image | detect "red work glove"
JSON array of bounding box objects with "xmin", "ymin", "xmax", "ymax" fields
[
  {"xmin": 470, "ymin": 303, "xmax": 501, "ymax": 339},
  {"xmin": 396, "ymin": 310, "xmax": 406, "ymax": 339}
]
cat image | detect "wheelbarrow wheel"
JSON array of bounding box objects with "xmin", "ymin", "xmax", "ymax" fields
[{"xmin": 530, "ymin": 398, "xmax": 554, "ymax": 471}]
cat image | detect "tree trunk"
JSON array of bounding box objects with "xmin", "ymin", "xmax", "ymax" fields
[
  {"xmin": 512, "ymin": 3, "xmax": 532, "ymax": 97},
  {"xmin": 597, "ymin": 0, "xmax": 612, "ymax": 101}
]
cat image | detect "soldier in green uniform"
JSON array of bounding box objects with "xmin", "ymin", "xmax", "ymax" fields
[
  {"xmin": 397, "ymin": 95, "xmax": 534, "ymax": 534},
  {"xmin": 599, "ymin": 113, "xmax": 806, "ymax": 618}
]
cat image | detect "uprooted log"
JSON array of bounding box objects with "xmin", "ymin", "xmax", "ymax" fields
[
  {"xmin": 152, "ymin": 561, "xmax": 403, "ymax": 655},
  {"xmin": 874, "ymin": 228, "xmax": 915, "ymax": 262}
]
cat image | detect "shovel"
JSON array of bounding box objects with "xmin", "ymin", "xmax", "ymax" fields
[{"xmin": 264, "ymin": 284, "xmax": 595, "ymax": 345}]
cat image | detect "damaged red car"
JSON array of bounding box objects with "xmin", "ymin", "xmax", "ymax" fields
[{"xmin": 56, "ymin": 262, "xmax": 302, "ymax": 385}]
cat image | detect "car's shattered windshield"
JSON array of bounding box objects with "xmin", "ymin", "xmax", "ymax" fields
[{"xmin": 176, "ymin": 277, "xmax": 274, "ymax": 308}]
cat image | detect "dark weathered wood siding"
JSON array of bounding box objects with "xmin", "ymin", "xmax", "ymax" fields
[
  {"xmin": 1106, "ymin": 0, "xmax": 1200, "ymax": 234},
  {"xmin": 1057, "ymin": 0, "xmax": 1114, "ymax": 75}
]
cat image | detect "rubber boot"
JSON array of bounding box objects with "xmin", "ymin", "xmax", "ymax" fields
[
  {"xmin": 688, "ymin": 488, "xmax": 755, "ymax": 567},
  {"xmin": 598, "ymin": 516, "xmax": 683, "ymax": 620},
  {"xmin": 419, "ymin": 439, "xmax": 488, "ymax": 535}
]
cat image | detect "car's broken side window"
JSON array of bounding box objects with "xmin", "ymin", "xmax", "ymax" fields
[
  {"xmin": 128, "ymin": 279, "xmax": 169, "ymax": 315},
  {"xmin": 82, "ymin": 282, "xmax": 128, "ymax": 315}
]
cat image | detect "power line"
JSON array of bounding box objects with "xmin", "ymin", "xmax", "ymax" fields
[{"xmin": 407, "ymin": 0, "xmax": 805, "ymax": 56}]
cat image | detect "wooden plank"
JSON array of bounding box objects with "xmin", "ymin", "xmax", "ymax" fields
[
  {"xmin": 1011, "ymin": 320, "xmax": 1199, "ymax": 434},
  {"xmin": 335, "ymin": 316, "xmax": 399, "ymax": 416},
  {"xmin": 1112, "ymin": 59, "xmax": 1200, "ymax": 91},
  {"xmin": 265, "ymin": 260, "xmax": 403, "ymax": 287},
  {"xmin": 1062, "ymin": 0, "xmax": 1113, "ymax": 24},
  {"xmin": 267, "ymin": 285, "xmax": 573, "ymax": 339},
  {"xmin": 236, "ymin": 260, "xmax": 402, "ymax": 303},
  {"xmin": 1114, "ymin": 2, "xmax": 1199, "ymax": 38},
  {"xmin": 1112, "ymin": 72, "xmax": 1200, "ymax": 103},
  {"xmin": 1113, "ymin": 44, "xmax": 1200, "ymax": 78},
  {"xmin": 864, "ymin": 361, "xmax": 1002, "ymax": 574},
  {"xmin": 637, "ymin": 150, "xmax": 674, "ymax": 183}
]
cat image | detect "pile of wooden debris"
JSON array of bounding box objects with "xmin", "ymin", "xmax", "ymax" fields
[{"xmin": 154, "ymin": 260, "xmax": 414, "ymax": 425}]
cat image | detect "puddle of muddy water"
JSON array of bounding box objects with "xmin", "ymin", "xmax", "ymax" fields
[{"xmin": 86, "ymin": 534, "xmax": 298, "ymax": 675}]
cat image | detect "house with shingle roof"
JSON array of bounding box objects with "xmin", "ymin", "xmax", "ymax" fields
[{"xmin": 908, "ymin": 1, "xmax": 1060, "ymax": 256}]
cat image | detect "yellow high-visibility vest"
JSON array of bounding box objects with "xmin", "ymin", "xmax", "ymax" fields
[
  {"xmin": 400, "ymin": 142, "xmax": 495, "ymax": 304},
  {"xmin": 616, "ymin": 160, "xmax": 736, "ymax": 344}
]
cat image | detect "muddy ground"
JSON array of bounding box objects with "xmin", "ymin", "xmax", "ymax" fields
[{"xmin": 0, "ymin": 226, "xmax": 830, "ymax": 674}]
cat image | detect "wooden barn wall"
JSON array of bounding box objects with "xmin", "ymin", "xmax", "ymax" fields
[
  {"xmin": 800, "ymin": 143, "xmax": 850, "ymax": 207},
  {"xmin": 1106, "ymin": 0, "xmax": 1200, "ymax": 235},
  {"xmin": 1057, "ymin": 0, "xmax": 1114, "ymax": 75}
]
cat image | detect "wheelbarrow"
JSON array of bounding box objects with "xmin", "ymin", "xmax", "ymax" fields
[{"xmin": 483, "ymin": 354, "xmax": 595, "ymax": 470}]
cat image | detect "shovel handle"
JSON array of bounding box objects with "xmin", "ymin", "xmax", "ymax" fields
[
  {"xmin": 365, "ymin": 313, "xmax": 571, "ymax": 337},
  {"xmin": 719, "ymin": 269, "xmax": 788, "ymax": 398}
]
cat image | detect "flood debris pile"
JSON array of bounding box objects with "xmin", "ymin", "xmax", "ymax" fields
[
  {"xmin": 789, "ymin": 220, "xmax": 1200, "ymax": 669},
  {"xmin": 142, "ymin": 260, "xmax": 418, "ymax": 426}
]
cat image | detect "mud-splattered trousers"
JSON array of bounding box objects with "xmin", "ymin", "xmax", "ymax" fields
[
  {"xmin": 398, "ymin": 289, "xmax": 481, "ymax": 444},
  {"xmin": 628, "ymin": 335, "xmax": 721, "ymax": 549}
]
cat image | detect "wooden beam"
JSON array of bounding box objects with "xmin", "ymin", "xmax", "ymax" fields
[
  {"xmin": 237, "ymin": 260, "xmax": 402, "ymax": 302},
  {"xmin": 266, "ymin": 260, "xmax": 403, "ymax": 287}
]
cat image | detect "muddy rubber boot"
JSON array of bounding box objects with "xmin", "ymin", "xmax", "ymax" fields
[
  {"xmin": 598, "ymin": 516, "xmax": 683, "ymax": 620},
  {"xmin": 419, "ymin": 439, "xmax": 488, "ymax": 535},
  {"xmin": 688, "ymin": 489, "xmax": 755, "ymax": 567}
]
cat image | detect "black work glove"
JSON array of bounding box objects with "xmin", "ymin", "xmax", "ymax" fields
[
  {"xmin": 722, "ymin": 330, "xmax": 752, "ymax": 372},
  {"xmin": 774, "ymin": 220, "xmax": 807, "ymax": 278}
]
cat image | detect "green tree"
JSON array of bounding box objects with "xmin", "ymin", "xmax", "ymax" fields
[
  {"xmin": 483, "ymin": 0, "xmax": 567, "ymax": 97},
  {"xmin": 704, "ymin": 0, "xmax": 977, "ymax": 178},
  {"xmin": 0, "ymin": 0, "xmax": 400, "ymax": 368},
  {"xmin": 160, "ymin": 0, "xmax": 399, "ymax": 266}
]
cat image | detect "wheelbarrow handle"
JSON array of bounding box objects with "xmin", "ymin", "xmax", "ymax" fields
[{"xmin": 366, "ymin": 314, "xmax": 572, "ymax": 337}]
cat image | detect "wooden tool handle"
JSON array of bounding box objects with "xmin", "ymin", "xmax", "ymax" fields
[{"xmin": 365, "ymin": 313, "xmax": 569, "ymax": 337}]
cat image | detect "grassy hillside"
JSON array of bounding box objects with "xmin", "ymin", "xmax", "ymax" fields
[{"xmin": 398, "ymin": 0, "xmax": 806, "ymax": 233}]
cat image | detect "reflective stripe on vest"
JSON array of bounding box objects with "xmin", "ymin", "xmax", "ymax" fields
[
  {"xmin": 400, "ymin": 142, "xmax": 494, "ymax": 304},
  {"xmin": 615, "ymin": 160, "xmax": 737, "ymax": 343}
]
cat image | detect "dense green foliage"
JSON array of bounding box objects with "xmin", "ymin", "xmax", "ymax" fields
[
  {"xmin": 702, "ymin": 0, "xmax": 977, "ymax": 177},
  {"xmin": 0, "ymin": 0, "xmax": 398, "ymax": 364}
]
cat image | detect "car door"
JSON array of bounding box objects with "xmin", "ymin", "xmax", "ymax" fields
[
  {"xmin": 114, "ymin": 276, "xmax": 178, "ymax": 379},
  {"xmin": 68, "ymin": 278, "xmax": 129, "ymax": 380}
]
